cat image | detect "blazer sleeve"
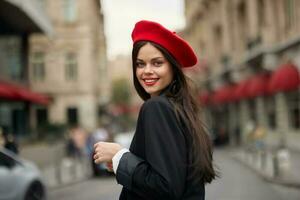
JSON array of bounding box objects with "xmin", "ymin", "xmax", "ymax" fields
[{"xmin": 116, "ymin": 98, "xmax": 187, "ymax": 200}]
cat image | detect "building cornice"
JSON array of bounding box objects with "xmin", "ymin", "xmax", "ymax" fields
[
  {"xmin": 222, "ymin": 35, "xmax": 300, "ymax": 74},
  {"xmin": 1, "ymin": 0, "xmax": 53, "ymax": 36}
]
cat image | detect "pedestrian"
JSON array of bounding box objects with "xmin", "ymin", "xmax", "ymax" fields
[
  {"xmin": 4, "ymin": 134, "xmax": 19, "ymax": 154},
  {"xmin": 94, "ymin": 20, "xmax": 217, "ymax": 200},
  {"xmin": 0, "ymin": 127, "xmax": 5, "ymax": 148},
  {"xmin": 66, "ymin": 125, "xmax": 87, "ymax": 158}
]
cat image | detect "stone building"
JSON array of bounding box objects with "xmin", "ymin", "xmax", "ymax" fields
[
  {"xmin": 183, "ymin": 0, "xmax": 300, "ymax": 149},
  {"xmin": 0, "ymin": 0, "xmax": 52, "ymax": 136},
  {"xmin": 29, "ymin": 0, "xmax": 108, "ymax": 131}
]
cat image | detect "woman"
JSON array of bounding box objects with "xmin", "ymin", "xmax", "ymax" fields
[{"xmin": 94, "ymin": 20, "xmax": 217, "ymax": 200}]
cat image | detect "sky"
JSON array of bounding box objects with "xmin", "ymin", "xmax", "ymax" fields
[{"xmin": 101, "ymin": 0, "xmax": 186, "ymax": 60}]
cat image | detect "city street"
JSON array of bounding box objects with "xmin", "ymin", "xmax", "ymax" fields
[
  {"xmin": 48, "ymin": 148, "xmax": 300, "ymax": 200},
  {"xmin": 1, "ymin": 1, "xmax": 300, "ymax": 200}
]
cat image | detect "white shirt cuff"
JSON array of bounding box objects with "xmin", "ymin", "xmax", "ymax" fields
[{"xmin": 112, "ymin": 148, "xmax": 130, "ymax": 174}]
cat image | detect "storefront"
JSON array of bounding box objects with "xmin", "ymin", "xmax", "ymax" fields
[
  {"xmin": 0, "ymin": 81, "xmax": 49, "ymax": 136},
  {"xmin": 0, "ymin": 0, "xmax": 52, "ymax": 137},
  {"xmin": 200, "ymin": 63, "xmax": 300, "ymax": 146}
]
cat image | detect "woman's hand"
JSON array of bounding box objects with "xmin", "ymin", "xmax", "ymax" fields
[
  {"xmin": 106, "ymin": 162, "xmax": 113, "ymax": 172},
  {"xmin": 93, "ymin": 142, "xmax": 122, "ymax": 164}
]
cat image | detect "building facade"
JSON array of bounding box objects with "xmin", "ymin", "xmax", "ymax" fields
[
  {"xmin": 184, "ymin": 0, "xmax": 300, "ymax": 149},
  {"xmin": 0, "ymin": 0, "xmax": 52, "ymax": 137},
  {"xmin": 29, "ymin": 0, "xmax": 108, "ymax": 131}
]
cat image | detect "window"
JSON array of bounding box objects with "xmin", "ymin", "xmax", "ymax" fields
[
  {"xmin": 31, "ymin": 52, "xmax": 45, "ymax": 81},
  {"xmin": 63, "ymin": 0, "xmax": 77, "ymax": 23},
  {"xmin": 285, "ymin": 0, "xmax": 296, "ymax": 29},
  {"xmin": 248, "ymin": 99, "xmax": 257, "ymax": 124},
  {"xmin": 237, "ymin": 1, "xmax": 247, "ymax": 49},
  {"xmin": 67, "ymin": 107, "xmax": 78, "ymax": 125},
  {"xmin": 257, "ymin": 0, "xmax": 265, "ymax": 32},
  {"xmin": 12, "ymin": 108, "xmax": 26, "ymax": 136},
  {"xmin": 65, "ymin": 52, "xmax": 78, "ymax": 81},
  {"xmin": 287, "ymin": 91, "xmax": 300, "ymax": 129},
  {"xmin": 265, "ymin": 97, "xmax": 276, "ymax": 129},
  {"xmin": 0, "ymin": 37, "xmax": 22, "ymax": 80},
  {"xmin": 213, "ymin": 25, "xmax": 222, "ymax": 62},
  {"xmin": 36, "ymin": 108, "xmax": 48, "ymax": 128}
]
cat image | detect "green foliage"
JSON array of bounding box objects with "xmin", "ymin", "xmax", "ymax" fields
[{"xmin": 111, "ymin": 78, "xmax": 131, "ymax": 105}]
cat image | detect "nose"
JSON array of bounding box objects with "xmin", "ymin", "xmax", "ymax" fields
[{"xmin": 143, "ymin": 64, "xmax": 153, "ymax": 74}]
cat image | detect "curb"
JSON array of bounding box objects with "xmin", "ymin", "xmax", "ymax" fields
[
  {"xmin": 47, "ymin": 176, "xmax": 91, "ymax": 191},
  {"xmin": 231, "ymin": 152, "xmax": 300, "ymax": 189},
  {"xmin": 41, "ymin": 156, "xmax": 92, "ymax": 190}
]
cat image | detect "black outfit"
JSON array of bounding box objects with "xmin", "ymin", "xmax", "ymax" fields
[{"xmin": 116, "ymin": 94, "xmax": 205, "ymax": 200}]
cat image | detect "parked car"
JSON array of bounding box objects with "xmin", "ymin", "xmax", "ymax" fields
[{"xmin": 0, "ymin": 148, "xmax": 46, "ymax": 200}]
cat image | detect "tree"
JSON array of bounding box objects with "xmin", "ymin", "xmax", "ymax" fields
[
  {"xmin": 110, "ymin": 78, "xmax": 134, "ymax": 132},
  {"xmin": 111, "ymin": 78, "xmax": 131, "ymax": 105}
]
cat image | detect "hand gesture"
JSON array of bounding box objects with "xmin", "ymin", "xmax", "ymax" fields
[{"xmin": 93, "ymin": 142, "xmax": 122, "ymax": 164}]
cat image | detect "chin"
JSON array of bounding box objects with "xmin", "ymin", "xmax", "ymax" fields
[
  {"xmin": 144, "ymin": 88, "xmax": 159, "ymax": 96},
  {"xmin": 146, "ymin": 90, "xmax": 157, "ymax": 96}
]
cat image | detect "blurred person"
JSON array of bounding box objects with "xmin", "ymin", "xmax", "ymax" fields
[
  {"xmin": 3, "ymin": 133, "xmax": 19, "ymax": 154},
  {"xmin": 245, "ymin": 120, "xmax": 256, "ymax": 148},
  {"xmin": 0, "ymin": 127, "xmax": 19, "ymax": 154},
  {"xmin": 90, "ymin": 123, "xmax": 113, "ymax": 176},
  {"xmin": 92, "ymin": 125, "xmax": 109, "ymax": 143},
  {"xmin": 0, "ymin": 128, "xmax": 5, "ymax": 148},
  {"xmin": 252, "ymin": 124, "xmax": 266, "ymax": 150},
  {"xmin": 94, "ymin": 20, "xmax": 217, "ymax": 200},
  {"xmin": 66, "ymin": 125, "xmax": 88, "ymax": 158},
  {"xmin": 234, "ymin": 126, "xmax": 241, "ymax": 146}
]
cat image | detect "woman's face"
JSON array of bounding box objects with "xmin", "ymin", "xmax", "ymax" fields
[{"xmin": 135, "ymin": 43, "xmax": 174, "ymax": 97}]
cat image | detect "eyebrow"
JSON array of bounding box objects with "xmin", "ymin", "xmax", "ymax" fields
[{"xmin": 136, "ymin": 57, "xmax": 164, "ymax": 62}]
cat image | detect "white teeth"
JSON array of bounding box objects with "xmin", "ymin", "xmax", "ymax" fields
[{"xmin": 144, "ymin": 79, "xmax": 158, "ymax": 83}]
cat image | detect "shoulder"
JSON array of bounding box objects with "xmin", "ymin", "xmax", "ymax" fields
[
  {"xmin": 141, "ymin": 95, "xmax": 173, "ymax": 113},
  {"xmin": 143, "ymin": 95, "xmax": 172, "ymax": 108},
  {"xmin": 138, "ymin": 96, "xmax": 180, "ymax": 124}
]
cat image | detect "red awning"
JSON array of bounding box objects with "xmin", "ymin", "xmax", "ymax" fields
[
  {"xmin": 212, "ymin": 85, "xmax": 236, "ymax": 104},
  {"xmin": 0, "ymin": 84, "xmax": 16, "ymax": 99},
  {"xmin": 247, "ymin": 73, "xmax": 271, "ymax": 98},
  {"xmin": 233, "ymin": 79, "xmax": 252, "ymax": 101},
  {"xmin": 268, "ymin": 63, "xmax": 300, "ymax": 94},
  {"xmin": 26, "ymin": 92, "xmax": 50, "ymax": 105},
  {"xmin": 0, "ymin": 81, "xmax": 50, "ymax": 105},
  {"xmin": 199, "ymin": 91, "xmax": 211, "ymax": 105}
]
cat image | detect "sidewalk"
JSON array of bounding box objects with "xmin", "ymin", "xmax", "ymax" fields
[
  {"xmin": 232, "ymin": 146, "xmax": 300, "ymax": 189},
  {"xmin": 19, "ymin": 141, "xmax": 91, "ymax": 189}
]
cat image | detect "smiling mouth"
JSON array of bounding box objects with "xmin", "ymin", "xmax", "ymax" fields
[{"xmin": 143, "ymin": 78, "xmax": 159, "ymax": 86}]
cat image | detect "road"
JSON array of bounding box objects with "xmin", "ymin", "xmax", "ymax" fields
[{"xmin": 48, "ymin": 148, "xmax": 300, "ymax": 200}]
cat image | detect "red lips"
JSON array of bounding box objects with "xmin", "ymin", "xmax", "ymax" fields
[{"xmin": 143, "ymin": 78, "xmax": 159, "ymax": 86}]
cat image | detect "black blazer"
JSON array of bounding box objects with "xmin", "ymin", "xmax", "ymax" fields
[{"xmin": 116, "ymin": 95, "xmax": 205, "ymax": 200}]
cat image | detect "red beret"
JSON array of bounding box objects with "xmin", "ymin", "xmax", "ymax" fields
[{"xmin": 131, "ymin": 20, "xmax": 197, "ymax": 68}]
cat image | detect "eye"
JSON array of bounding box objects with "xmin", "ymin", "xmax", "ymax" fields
[
  {"xmin": 136, "ymin": 62, "xmax": 145, "ymax": 68},
  {"xmin": 153, "ymin": 61, "xmax": 163, "ymax": 67}
]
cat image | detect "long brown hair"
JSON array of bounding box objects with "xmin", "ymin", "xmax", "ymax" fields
[{"xmin": 132, "ymin": 41, "xmax": 217, "ymax": 184}]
